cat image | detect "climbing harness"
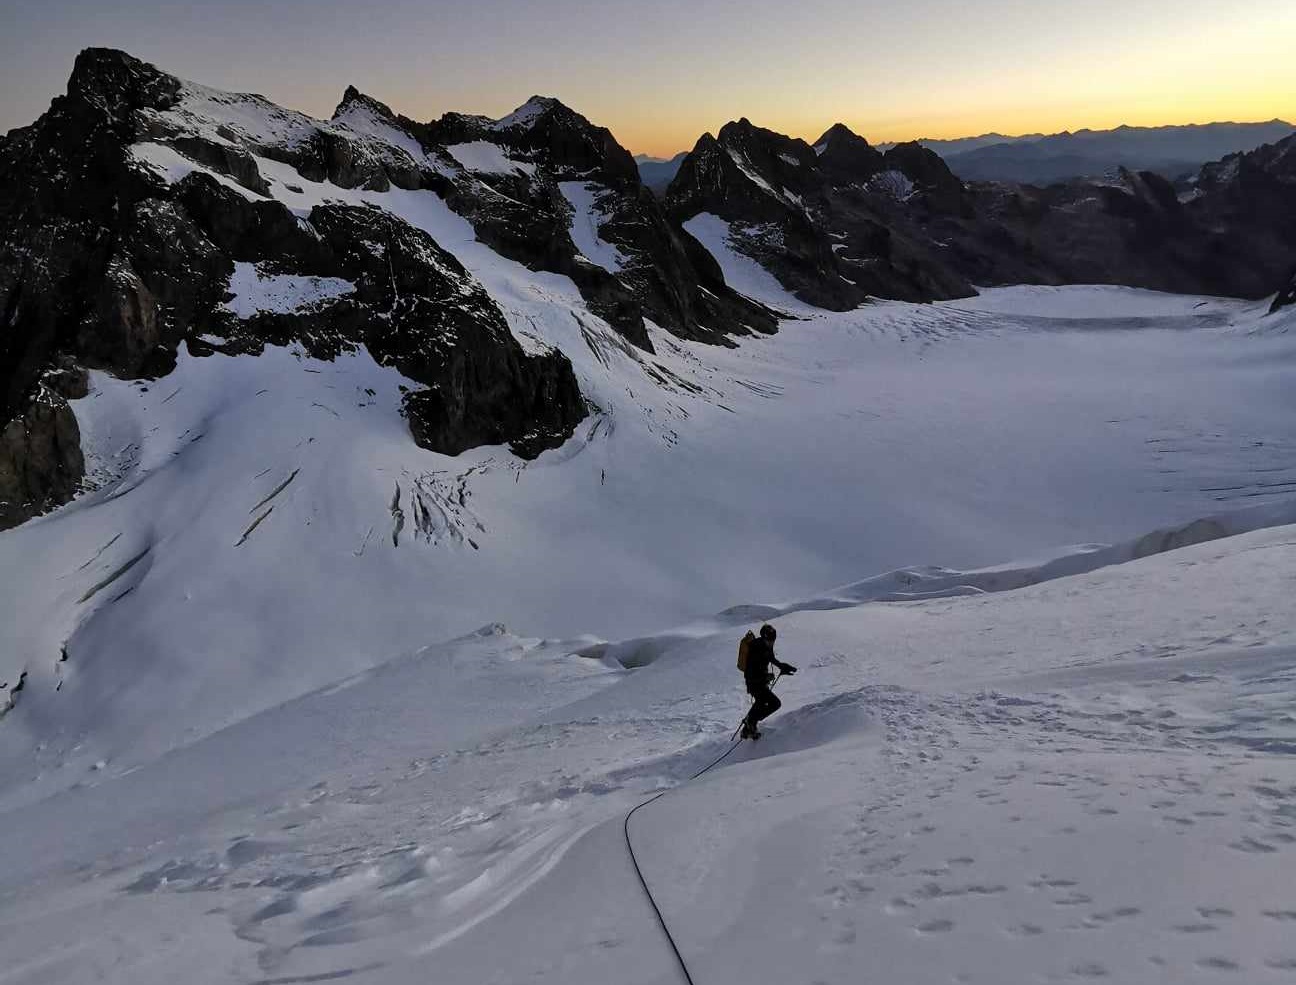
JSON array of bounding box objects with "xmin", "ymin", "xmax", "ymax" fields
[{"xmin": 622, "ymin": 673, "xmax": 782, "ymax": 984}]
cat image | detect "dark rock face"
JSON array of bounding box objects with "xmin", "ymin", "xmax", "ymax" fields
[
  {"xmin": 666, "ymin": 120, "xmax": 975, "ymax": 308},
  {"xmin": 1273, "ymin": 269, "xmax": 1296, "ymax": 314},
  {"xmin": 305, "ymin": 203, "xmax": 585, "ymax": 457},
  {"xmin": 938, "ymin": 133, "xmax": 1296, "ymax": 297},
  {"xmin": 1183, "ymin": 135, "xmax": 1296, "ymax": 299},
  {"xmin": 668, "ymin": 116, "xmax": 1296, "ymax": 306},
  {"xmin": 815, "ymin": 123, "xmax": 885, "ymax": 184},
  {"xmin": 0, "ymin": 369, "xmax": 86, "ymax": 530},
  {"xmin": 943, "ymin": 135, "xmax": 1296, "ymax": 298}
]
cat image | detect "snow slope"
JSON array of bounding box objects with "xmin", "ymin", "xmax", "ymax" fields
[
  {"xmin": 3, "ymin": 78, "xmax": 1296, "ymax": 982},
  {"xmin": 444, "ymin": 140, "xmax": 536, "ymax": 176},
  {"xmin": 2, "ymin": 263, "xmax": 1295, "ymax": 801},
  {"xmin": 560, "ymin": 180, "xmax": 628, "ymax": 272},
  {"xmin": 682, "ymin": 212, "xmax": 819, "ymax": 313},
  {"xmin": 1, "ymin": 512, "xmax": 1293, "ymax": 983}
]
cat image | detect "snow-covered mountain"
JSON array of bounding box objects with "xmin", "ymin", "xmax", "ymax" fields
[
  {"xmin": 664, "ymin": 116, "xmax": 1296, "ymax": 307},
  {"xmin": 664, "ymin": 118, "xmax": 975, "ymax": 309},
  {"xmin": 0, "ymin": 51, "xmax": 777, "ymax": 531},
  {"xmin": 2, "ymin": 49, "xmax": 1296, "ymax": 985}
]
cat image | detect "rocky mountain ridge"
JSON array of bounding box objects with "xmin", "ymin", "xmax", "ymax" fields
[
  {"xmin": 2, "ymin": 49, "xmax": 1294, "ymax": 532},
  {"xmin": 0, "ymin": 49, "xmax": 776, "ymax": 529},
  {"xmin": 664, "ymin": 116, "xmax": 1296, "ymax": 310}
]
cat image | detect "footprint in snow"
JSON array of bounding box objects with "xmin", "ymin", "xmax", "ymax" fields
[
  {"xmin": 1229, "ymin": 837, "xmax": 1278, "ymax": 853},
  {"xmin": 1029, "ymin": 876, "xmax": 1077, "ymax": 890},
  {"xmin": 1054, "ymin": 893, "xmax": 1093, "ymax": 906},
  {"xmin": 1006, "ymin": 923, "xmax": 1045, "ymax": 937},
  {"xmin": 915, "ymin": 918, "xmax": 954, "ymax": 934},
  {"xmin": 1086, "ymin": 906, "xmax": 1141, "ymax": 924},
  {"xmin": 1198, "ymin": 907, "xmax": 1234, "ymax": 919},
  {"xmin": 1070, "ymin": 963, "xmax": 1109, "ymax": 978},
  {"xmin": 1196, "ymin": 956, "xmax": 1241, "ymax": 971}
]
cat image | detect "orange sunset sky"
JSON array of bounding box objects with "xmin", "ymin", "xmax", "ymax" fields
[{"xmin": 3, "ymin": 0, "xmax": 1293, "ymax": 156}]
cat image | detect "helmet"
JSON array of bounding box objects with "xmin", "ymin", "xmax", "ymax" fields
[{"xmin": 759, "ymin": 624, "xmax": 777, "ymax": 642}]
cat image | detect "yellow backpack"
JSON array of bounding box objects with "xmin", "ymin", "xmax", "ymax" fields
[{"xmin": 736, "ymin": 630, "xmax": 756, "ymax": 672}]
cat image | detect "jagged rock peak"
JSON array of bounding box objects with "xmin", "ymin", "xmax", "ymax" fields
[
  {"xmin": 715, "ymin": 118, "xmax": 818, "ymax": 164},
  {"xmin": 492, "ymin": 95, "xmax": 566, "ymax": 130},
  {"xmin": 814, "ymin": 122, "xmax": 868, "ymax": 148},
  {"xmin": 333, "ymin": 85, "xmax": 398, "ymax": 122},
  {"xmin": 882, "ymin": 140, "xmax": 964, "ymax": 193},
  {"xmin": 718, "ymin": 116, "xmax": 787, "ymax": 143},
  {"xmin": 814, "ymin": 122, "xmax": 885, "ymax": 182},
  {"xmin": 68, "ymin": 46, "xmax": 151, "ymax": 92},
  {"xmin": 483, "ymin": 95, "xmax": 639, "ymax": 185},
  {"xmin": 63, "ymin": 47, "xmax": 179, "ymax": 121}
]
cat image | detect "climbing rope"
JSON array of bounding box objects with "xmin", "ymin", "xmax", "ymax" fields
[{"xmin": 622, "ymin": 674, "xmax": 781, "ymax": 984}]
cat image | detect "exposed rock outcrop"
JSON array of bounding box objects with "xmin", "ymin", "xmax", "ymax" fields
[
  {"xmin": 666, "ymin": 119, "xmax": 975, "ymax": 308},
  {"xmin": 1272, "ymin": 269, "xmax": 1296, "ymax": 314}
]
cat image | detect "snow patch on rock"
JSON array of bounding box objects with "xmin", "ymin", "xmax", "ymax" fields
[
  {"xmin": 128, "ymin": 142, "xmax": 267, "ymax": 200},
  {"xmin": 559, "ymin": 181, "xmax": 627, "ymax": 273},
  {"xmin": 446, "ymin": 140, "xmax": 537, "ymax": 176},
  {"xmin": 221, "ymin": 262, "xmax": 355, "ymax": 319}
]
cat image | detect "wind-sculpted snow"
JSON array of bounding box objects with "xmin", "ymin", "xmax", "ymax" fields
[{"xmin": 1, "ymin": 515, "xmax": 1295, "ymax": 983}]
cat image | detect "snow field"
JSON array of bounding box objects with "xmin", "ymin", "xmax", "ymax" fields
[
  {"xmin": 1, "ymin": 519, "xmax": 1293, "ymax": 982},
  {"xmin": 2, "ymin": 78, "xmax": 1296, "ymax": 983}
]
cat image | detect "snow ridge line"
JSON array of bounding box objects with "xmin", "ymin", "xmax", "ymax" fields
[{"xmin": 622, "ymin": 736, "xmax": 745, "ymax": 985}]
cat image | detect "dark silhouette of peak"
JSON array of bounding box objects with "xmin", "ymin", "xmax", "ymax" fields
[
  {"xmin": 815, "ymin": 123, "xmax": 884, "ymax": 182},
  {"xmin": 814, "ymin": 122, "xmax": 866, "ymax": 147},
  {"xmin": 883, "ymin": 140, "xmax": 964, "ymax": 195}
]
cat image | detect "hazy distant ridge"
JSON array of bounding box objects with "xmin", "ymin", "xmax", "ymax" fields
[
  {"xmin": 928, "ymin": 120, "xmax": 1296, "ymax": 184},
  {"xmin": 640, "ymin": 121, "xmax": 1296, "ymax": 187}
]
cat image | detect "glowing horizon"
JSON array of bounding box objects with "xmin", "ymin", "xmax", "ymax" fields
[{"xmin": 3, "ymin": 0, "xmax": 1293, "ymax": 160}]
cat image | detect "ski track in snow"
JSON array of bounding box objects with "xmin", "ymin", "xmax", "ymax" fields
[{"xmin": 2, "ymin": 100, "xmax": 1296, "ymax": 982}]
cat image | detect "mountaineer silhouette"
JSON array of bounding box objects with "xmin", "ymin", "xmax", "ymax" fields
[{"xmin": 737, "ymin": 624, "xmax": 797, "ymax": 739}]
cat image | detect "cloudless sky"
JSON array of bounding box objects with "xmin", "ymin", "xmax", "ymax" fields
[{"xmin": 3, "ymin": 0, "xmax": 1294, "ymax": 157}]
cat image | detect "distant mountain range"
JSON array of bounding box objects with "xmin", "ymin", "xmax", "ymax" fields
[
  {"xmin": 876, "ymin": 132, "xmax": 1045, "ymax": 156},
  {"xmin": 643, "ymin": 120, "xmax": 1296, "ymax": 189},
  {"xmin": 935, "ymin": 121, "xmax": 1296, "ymax": 184}
]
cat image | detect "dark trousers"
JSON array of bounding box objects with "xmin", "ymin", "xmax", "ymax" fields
[{"xmin": 745, "ymin": 680, "xmax": 781, "ymax": 726}]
